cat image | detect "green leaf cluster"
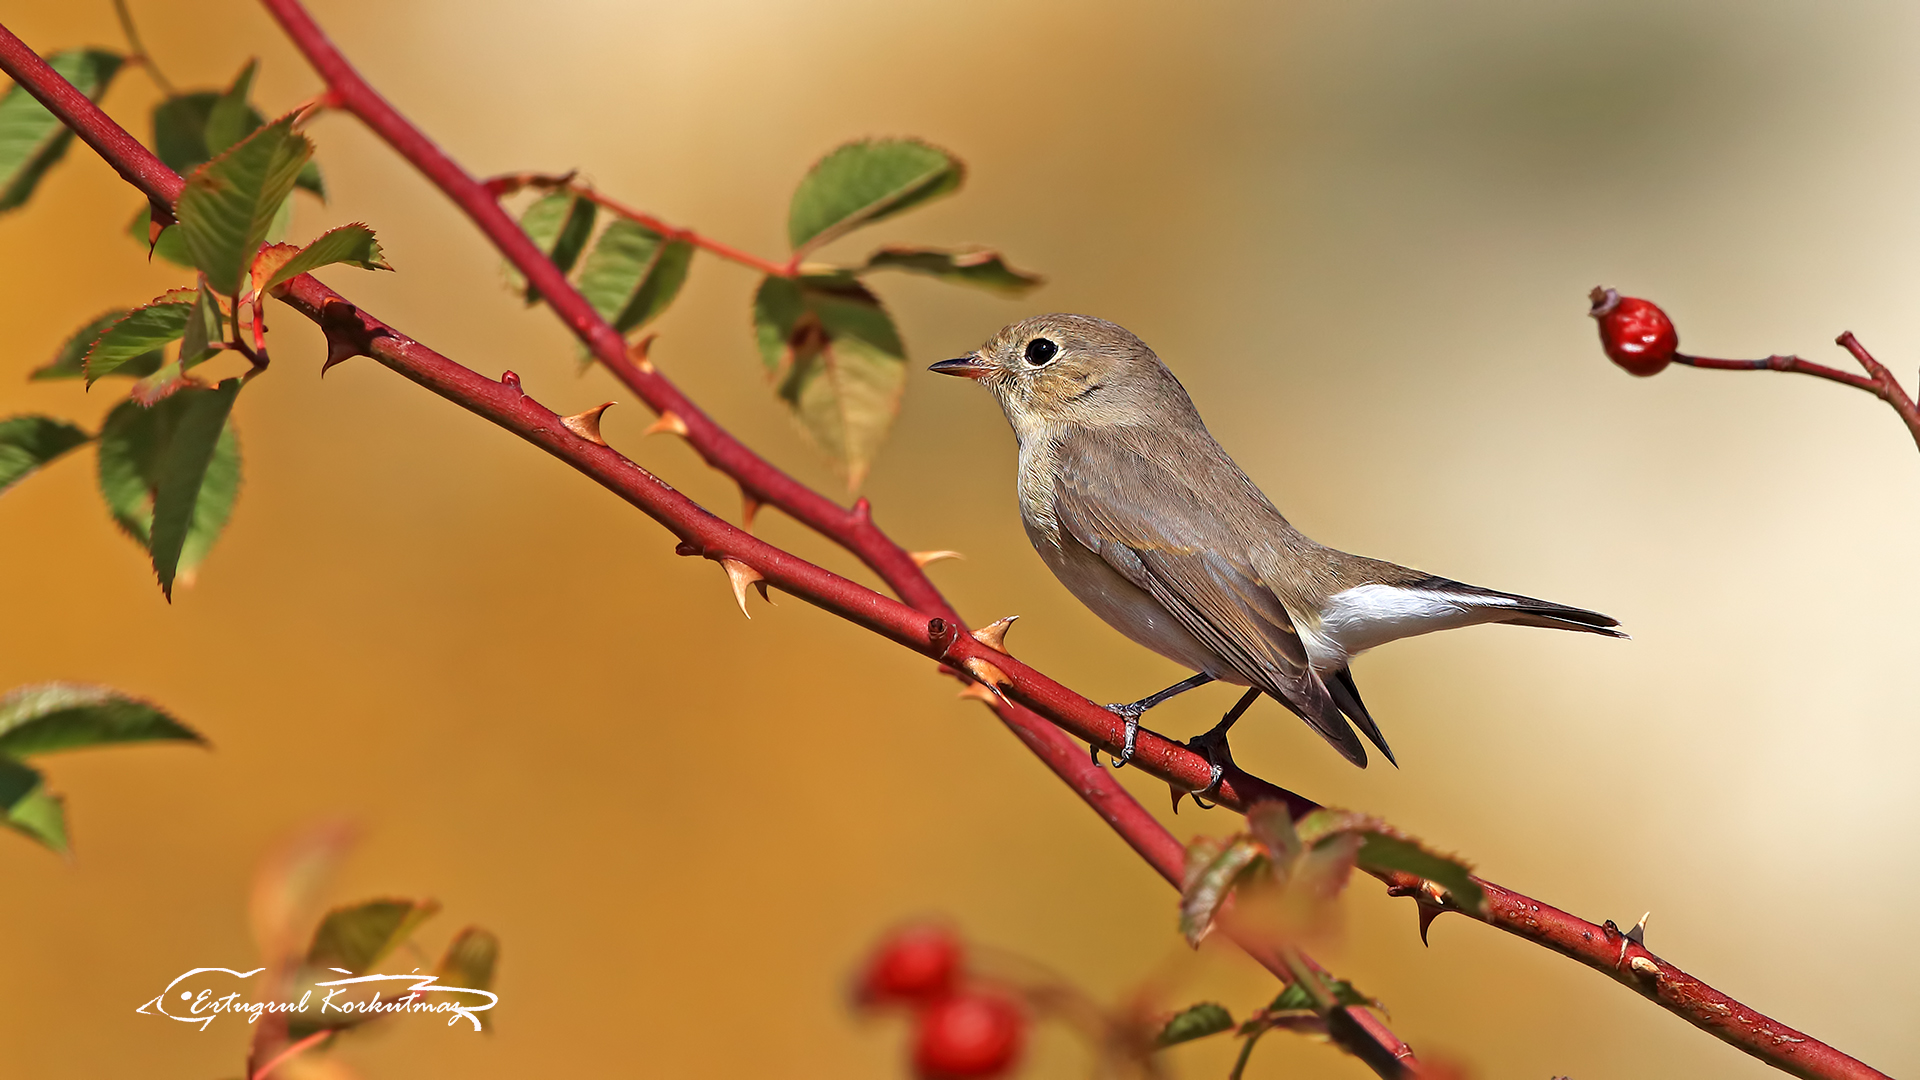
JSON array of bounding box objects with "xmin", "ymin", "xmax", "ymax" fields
[
  {"xmin": 16, "ymin": 58, "xmax": 390, "ymax": 598},
  {"xmin": 503, "ymin": 138, "xmax": 1037, "ymax": 489},
  {"xmin": 509, "ymin": 194, "xmax": 691, "ymax": 348},
  {"xmin": 135, "ymin": 61, "xmax": 324, "ymax": 268},
  {"xmin": 0, "ymin": 683, "xmax": 204, "ymax": 854},
  {"xmin": 753, "ymin": 140, "xmax": 1039, "ymax": 487}
]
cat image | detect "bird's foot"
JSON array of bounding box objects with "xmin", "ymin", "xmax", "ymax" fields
[
  {"xmin": 1180, "ymin": 726, "xmax": 1236, "ymax": 809},
  {"xmin": 1091, "ymin": 702, "xmax": 1145, "ymax": 768}
]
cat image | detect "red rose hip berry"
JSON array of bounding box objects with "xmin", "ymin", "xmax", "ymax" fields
[
  {"xmin": 913, "ymin": 991, "xmax": 1026, "ymax": 1080},
  {"xmin": 1589, "ymin": 286, "xmax": 1678, "ymax": 377},
  {"xmin": 856, "ymin": 925, "xmax": 963, "ymax": 1007}
]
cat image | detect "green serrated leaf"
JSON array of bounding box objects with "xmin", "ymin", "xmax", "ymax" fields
[
  {"xmin": 437, "ymin": 926, "xmax": 499, "ymax": 993},
  {"xmin": 148, "ymin": 380, "xmax": 242, "ymax": 598},
  {"xmin": 1291, "ymin": 808, "xmax": 1376, "ymax": 848},
  {"xmin": 307, "ymin": 898, "xmax": 442, "ymax": 973},
  {"xmin": 204, "ymin": 60, "xmax": 259, "ymax": 157},
  {"xmin": 127, "ymin": 202, "xmax": 196, "ymax": 268},
  {"xmin": 0, "ymin": 756, "xmax": 67, "ymax": 854},
  {"xmin": 176, "ymin": 115, "xmax": 314, "ymax": 295},
  {"xmin": 750, "ymin": 274, "xmax": 907, "ymax": 490},
  {"xmin": 1178, "ymin": 834, "xmax": 1266, "ymax": 947},
  {"xmin": 1264, "ymin": 982, "xmax": 1316, "ymax": 1013},
  {"xmin": 295, "ymin": 159, "xmax": 324, "ymax": 199},
  {"xmin": 38, "ymin": 310, "xmax": 157, "ymax": 380},
  {"xmin": 154, "ymin": 92, "xmax": 219, "ymax": 174},
  {"xmin": 179, "ymin": 280, "xmax": 225, "ymax": 369},
  {"xmin": 97, "ymin": 396, "xmax": 242, "ymax": 582},
  {"xmin": 1156, "ymin": 1002, "xmax": 1235, "ymax": 1047},
  {"xmin": 83, "ymin": 298, "xmax": 193, "ymax": 384},
  {"xmin": 260, "ymin": 223, "xmax": 391, "ymax": 297},
  {"xmin": 575, "ymin": 220, "xmax": 692, "ymax": 334},
  {"xmin": 514, "ymin": 192, "xmax": 596, "ymax": 304},
  {"xmin": 787, "ymin": 138, "xmax": 963, "ymax": 253},
  {"xmin": 1354, "ymin": 833, "xmax": 1486, "ymax": 917},
  {"xmin": 436, "ymin": 926, "xmax": 500, "ymax": 1030},
  {"xmin": 1262, "ymin": 976, "xmax": 1379, "ymax": 1016},
  {"xmin": 290, "ymin": 897, "xmax": 444, "ymax": 1038},
  {"xmin": 1246, "ymin": 801, "xmax": 1302, "ymax": 867},
  {"xmin": 860, "ymin": 246, "xmax": 1041, "ymax": 294},
  {"xmin": 0, "ymin": 683, "xmax": 203, "ymax": 756},
  {"xmin": 0, "ymin": 49, "xmax": 123, "ymax": 213},
  {"xmin": 0, "ymin": 416, "xmax": 90, "ymax": 495}
]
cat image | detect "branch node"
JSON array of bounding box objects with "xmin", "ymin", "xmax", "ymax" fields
[
  {"xmin": 501, "ymin": 370, "xmax": 521, "ymax": 392},
  {"xmin": 674, "ymin": 541, "xmax": 701, "ymax": 557},
  {"xmin": 910, "ymin": 549, "xmax": 964, "ymax": 568},
  {"xmin": 720, "ymin": 558, "xmax": 764, "ymax": 618},
  {"xmin": 1630, "ymin": 956, "xmax": 1660, "ymax": 977},
  {"xmin": 851, "ymin": 496, "xmax": 872, "ymax": 525},
  {"xmin": 644, "ymin": 411, "xmax": 689, "ymax": 438},
  {"xmin": 970, "ymin": 615, "xmax": 1019, "ymax": 654},
  {"xmin": 561, "ymin": 401, "xmax": 615, "ymax": 446}
]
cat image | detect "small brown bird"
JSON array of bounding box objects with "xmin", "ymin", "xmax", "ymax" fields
[{"xmin": 931, "ymin": 314, "xmax": 1622, "ymax": 787}]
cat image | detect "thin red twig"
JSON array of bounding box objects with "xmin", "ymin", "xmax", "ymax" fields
[
  {"xmin": 0, "ymin": 18, "xmax": 1892, "ymax": 1080},
  {"xmin": 483, "ymin": 171, "xmax": 796, "ymax": 278},
  {"xmin": 248, "ymin": 1029, "xmax": 329, "ymax": 1080},
  {"xmin": 1673, "ymin": 333, "xmax": 1920, "ymax": 451}
]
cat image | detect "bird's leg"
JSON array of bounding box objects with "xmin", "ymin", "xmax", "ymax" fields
[
  {"xmin": 1093, "ymin": 672, "xmax": 1214, "ymax": 769},
  {"xmin": 1184, "ymin": 688, "xmax": 1261, "ymax": 809}
]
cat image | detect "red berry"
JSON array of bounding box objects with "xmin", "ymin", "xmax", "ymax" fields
[
  {"xmin": 857, "ymin": 925, "xmax": 963, "ymax": 1007},
  {"xmin": 913, "ymin": 991, "xmax": 1025, "ymax": 1080},
  {"xmin": 1589, "ymin": 287, "xmax": 1677, "ymax": 377}
]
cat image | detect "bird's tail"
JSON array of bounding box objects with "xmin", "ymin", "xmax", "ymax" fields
[{"xmin": 1412, "ymin": 575, "xmax": 1626, "ymax": 638}]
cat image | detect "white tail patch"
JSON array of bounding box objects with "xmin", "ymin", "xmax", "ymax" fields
[{"xmin": 1313, "ymin": 584, "xmax": 1511, "ymax": 664}]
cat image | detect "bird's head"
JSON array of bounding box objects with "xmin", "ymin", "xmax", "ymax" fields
[{"xmin": 929, "ymin": 314, "xmax": 1193, "ymax": 439}]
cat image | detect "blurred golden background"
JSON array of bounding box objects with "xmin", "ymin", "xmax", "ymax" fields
[{"xmin": 3, "ymin": 0, "xmax": 1917, "ymax": 1076}]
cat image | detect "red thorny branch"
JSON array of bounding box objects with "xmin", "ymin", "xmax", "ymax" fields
[{"xmin": 0, "ymin": 12, "xmax": 1891, "ymax": 1079}]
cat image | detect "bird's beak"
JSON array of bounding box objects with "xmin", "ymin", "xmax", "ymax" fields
[{"xmin": 928, "ymin": 355, "xmax": 987, "ymax": 380}]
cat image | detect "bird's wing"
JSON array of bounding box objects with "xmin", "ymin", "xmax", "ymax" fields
[{"xmin": 1051, "ymin": 436, "xmax": 1366, "ymax": 766}]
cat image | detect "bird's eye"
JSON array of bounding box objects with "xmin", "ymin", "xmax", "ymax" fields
[{"xmin": 1024, "ymin": 338, "xmax": 1058, "ymax": 366}]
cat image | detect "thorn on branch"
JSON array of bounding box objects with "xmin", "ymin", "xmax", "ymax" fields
[
  {"xmin": 1626, "ymin": 911, "xmax": 1649, "ymax": 948},
  {"xmin": 317, "ymin": 299, "xmax": 385, "ymax": 375},
  {"xmin": 962, "ymin": 656, "xmax": 1010, "ymax": 698},
  {"xmin": 644, "ymin": 411, "xmax": 688, "ymax": 438},
  {"xmin": 720, "ymin": 558, "xmax": 764, "ymax": 618},
  {"xmin": 957, "ymin": 682, "xmax": 998, "ymax": 704},
  {"xmin": 560, "ymin": 401, "xmax": 615, "ymax": 446},
  {"xmin": 628, "ymin": 333, "xmax": 657, "ymax": 375},
  {"xmin": 910, "ymin": 550, "xmax": 963, "ymax": 568},
  {"xmin": 741, "ymin": 491, "xmax": 761, "ymax": 533},
  {"xmin": 970, "ymin": 615, "xmax": 1019, "ymax": 654},
  {"xmin": 145, "ymin": 197, "xmax": 175, "ymax": 256},
  {"xmin": 1387, "ymin": 881, "xmax": 1457, "ymax": 946}
]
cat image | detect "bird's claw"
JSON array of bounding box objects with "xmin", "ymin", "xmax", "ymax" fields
[
  {"xmin": 1181, "ymin": 728, "xmax": 1234, "ymax": 809},
  {"xmin": 1093, "ymin": 702, "xmax": 1145, "ymax": 769}
]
